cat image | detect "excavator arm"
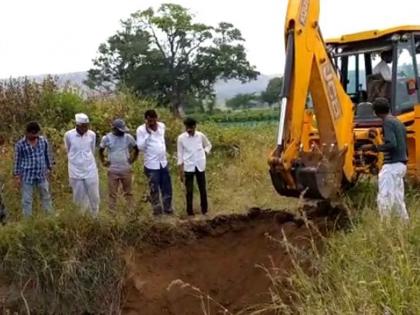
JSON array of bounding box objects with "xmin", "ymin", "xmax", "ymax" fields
[{"xmin": 268, "ymin": 0, "xmax": 356, "ymax": 199}]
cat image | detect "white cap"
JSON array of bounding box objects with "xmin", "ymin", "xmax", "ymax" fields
[{"xmin": 75, "ymin": 113, "xmax": 89, "ymax": 124}]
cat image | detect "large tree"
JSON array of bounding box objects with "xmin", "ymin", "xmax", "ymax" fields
[
  {"xmin": 85, "ymin": 4, "xmax": 259, "ymax": 115},
  {"xmin": 261, "ymin": 77, "xmax": 283, "ymax": 106}
]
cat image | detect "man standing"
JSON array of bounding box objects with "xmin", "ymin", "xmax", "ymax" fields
[
  {"xmin": 64, "ymin": 113, "xmax": 100, "ymax": 215},
  {"xmin": 99, "ymin": 118, "xmax": 139, "ymax": 210},
  {"xmin": 177, "ymin": 118, "xmax": 212, "ymax": 217},
  {"xmin": 13, "ymin": 121, "xmax": 53, "ymax": 217},
  {"xmin": 136, "ymin": 110, "xmax": 173, "ymax": 216},
  {"xmin": 363, "ymin": 98, "xmax": 409, "ymax": 221}
]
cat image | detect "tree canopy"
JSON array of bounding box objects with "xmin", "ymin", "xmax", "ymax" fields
[
  {"xmin": 85, "ymin": 3, "xmax": 259, "ymax": 115},
  {"xmin": 225, "ymin": 93, "xmax": 259, "ymax": 109},
  {"xmin": 261, "ymin": 77, "xmax": 283, "ymax": 106}
]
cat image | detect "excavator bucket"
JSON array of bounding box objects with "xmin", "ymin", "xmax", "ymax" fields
[{"xmin": 269, "ymin": 146, "xmax": 346, "ymax": 200}]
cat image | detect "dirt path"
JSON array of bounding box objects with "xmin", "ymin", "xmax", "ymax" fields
[{"xmin": 122, "ymin": 204, "xmax": 345, "ymax": 315}]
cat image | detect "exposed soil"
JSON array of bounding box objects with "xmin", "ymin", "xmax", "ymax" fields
[{"xmin": 122, "ymin": 203, "xmax": 347, "ymax": 315}]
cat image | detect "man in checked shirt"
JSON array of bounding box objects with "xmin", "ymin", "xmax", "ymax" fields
[{"xmin": 13, "ymin": 122, "xmax": 54, "ymax": 217}]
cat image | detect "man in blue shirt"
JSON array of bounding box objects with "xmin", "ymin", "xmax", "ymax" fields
[{"xmin": 13, "ymin": 122, "xmax": 54, "ymax": 217}]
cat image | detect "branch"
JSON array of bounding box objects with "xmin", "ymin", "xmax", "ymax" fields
[
  {"xmin": 168, "ymin": 31, "xmax": 176, "ymax": 68},
  {"xmin": 176, "ymin": 34, "xmax": 209, "ymax": 69},
  {"xmin": 146, "ymin": 20, "xmax": 168, "ymax": 61},
  {"xmin": 21, "ymin": 279, "xmax": 32, "ymax": 315}
]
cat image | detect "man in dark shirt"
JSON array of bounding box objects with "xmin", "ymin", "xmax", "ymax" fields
[{"xmin": 363, "ymin": 97, "xmax": 409, "ymax": 221}]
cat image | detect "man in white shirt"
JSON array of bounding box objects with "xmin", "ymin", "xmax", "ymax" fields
[
  {"xmin": 64, "ymin": 113, "xmax": 100, "ymax": 215},
  {"xmin": 177, "ymin": 117, "xmax": 211, "ymax": 216},
  {"xmin": 373, "ymin": 50, "xmax": 393, "ymax": 82},
  {"xmin": 137, "ymin": 110, "xmax": 173, "ymax": 216}
]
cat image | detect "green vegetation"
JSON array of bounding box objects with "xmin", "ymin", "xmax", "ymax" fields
[
  {"xmin": 260, "ymin": 182, "xmax": 420, "ymax": 315},
  {"xmin": 191, "ymin": 108, "xmax": 278, "ymax": 124},
  {"xmin": 261, "ymin": 77, "xmax": 283, "ymax": 106},
  {"xmin": 85, "ymin": 3, "xmax": 259, "ymax": 115},
  {"xmin": 225, "ymin": 93, "xmax": 260, "ymax": 109},
  {"xmin": 2, "ymin": 77, "xmax": 420, "ymax": 315},
  {"xmin": 224, "ymin": 77, "xmax": 283, "ymax": 109},
  {"xmin": 0, "ymin": 77, "xmax": 287, "ymax": 313}
]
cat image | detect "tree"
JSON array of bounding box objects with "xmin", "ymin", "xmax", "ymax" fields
[
  {"xmin": 261, "ymin": 77, "xmax": 283, "ymax": 106},
  {"xmin": 225, "ymin": 93, "xmax": 259, "ymax": 109},
  {"xmin": 85, "ymin": 4, "xmax": 259, "ymax": 116}
]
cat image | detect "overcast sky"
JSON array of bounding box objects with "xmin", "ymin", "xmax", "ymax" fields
[{"xmin": 1, "ymin": 0, "xmax": 420, "ymax": 78}]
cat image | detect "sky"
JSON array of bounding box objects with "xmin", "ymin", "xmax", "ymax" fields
[{"xmin": 1, "ymin": 0, "xmax": 420, "ymax": 78}]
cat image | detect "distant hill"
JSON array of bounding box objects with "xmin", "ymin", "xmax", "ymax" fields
[
  {"xmin": 214, "ymin": 74, "xmax": 278, "ymax": 105},
  {"xmin": 3, "ymin": 71, "xmax": 280, "ymax": 106},
  {"xmin": 13, "ymin": 71, "xmax": 90, "ymax": 91}
]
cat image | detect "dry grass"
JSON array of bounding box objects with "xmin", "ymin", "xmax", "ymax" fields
[
  {"xmin": 257, "ymin": 183, "xmax": 420, "ymax": 315},
  {"xmin": 0, "ymin": 78, "xmax": 293, "ymax": 313}
]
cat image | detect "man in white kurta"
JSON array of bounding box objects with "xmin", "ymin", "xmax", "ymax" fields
[{"xmin": 64, "ymin": 113, "xmax": 100, "ymax": 215}]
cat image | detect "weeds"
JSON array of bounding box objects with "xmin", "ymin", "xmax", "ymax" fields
[
  {"xmin": 257, "ymin": 183, "xmax": 420, "ymax": 315},
  {"xmin": 0, "ymin": 78, "xmax": 290, "ymax": 313},
  {"xmin": 167, "ymin": 279, "xmax": 233, "ymax": 315}
]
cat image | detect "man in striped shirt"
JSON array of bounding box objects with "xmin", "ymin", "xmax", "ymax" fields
[{"xmin": 13, "ymin": 122, "xmax": 54, "ymax": 217}]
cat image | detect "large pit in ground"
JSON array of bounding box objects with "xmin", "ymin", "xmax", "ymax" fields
[{"xmin": 122, "ymin": 204, "xmax": 346, "ymax": 315}]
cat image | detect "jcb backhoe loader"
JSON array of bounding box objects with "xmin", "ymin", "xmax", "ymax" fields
[{"xmin": 269, "ymin": 0, "xmax": 420, "ymax": 200}]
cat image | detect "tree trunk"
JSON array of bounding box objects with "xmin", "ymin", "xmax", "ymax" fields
[
  {"xmin": 172, "ymin": 101, "xmax": 185, "ymax": 118},
  {"xmin": 171, "ymin": 90, "xmax": 185, "ymax": 118}
]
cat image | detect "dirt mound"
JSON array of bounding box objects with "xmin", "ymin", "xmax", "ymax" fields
[{"xmin": 122, "ymin": 204, "xmax": 346, "ymax": 315}]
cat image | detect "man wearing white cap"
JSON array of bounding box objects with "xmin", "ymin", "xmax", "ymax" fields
[{"xmin": 64, "ymin": 113, "xmax": 100, "ymax": 215}]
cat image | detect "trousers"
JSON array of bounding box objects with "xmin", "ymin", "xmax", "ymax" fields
[
  {"xmin": 377, "ymin": 162, "xmax": 409, "ymax": 221},
  {"xmin": 184, "ymin": 168, "xmax": 208, "ymax": 215},
  {"xmin": 108, "ymin": 170, "xmax": 133, "ymax": 210},
  {"xmin": 22, "ymin": 180, "xmax": 53, "ymax": 217},
  {"xmin": 144, "ymin": 165, "xmax": 173, "ymax": 215},
  {"xmin": 70, "ymin": 176, "xmax": 100, "ymax": 215}
]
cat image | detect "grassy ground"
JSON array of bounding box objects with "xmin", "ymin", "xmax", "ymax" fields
[
  {"xmin": 4, "ymin": 79, "xmax": 420, "ymax": 314},
  {"xmin": 2, "ymin": 119, "xmax": 420, "ymax": 314},
  {"xmin": 261, "ymin": 182, "xmax": 420, "ymax": 315},
  {"xmin": 0, "ymin": 79, "xmax": 296, "ymax": 313},
  {"xmin": 0, "ymin": 121, "xmax": 297, "ymax": 314}
]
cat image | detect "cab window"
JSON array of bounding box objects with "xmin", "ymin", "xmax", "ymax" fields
[{"xmin": 394, "ymin": 42, "xmax": 419, "ymax": 114}]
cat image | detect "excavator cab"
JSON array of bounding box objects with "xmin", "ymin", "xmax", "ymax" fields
[
  {"xmin": 327, "ymin": 30, "xmax": 420, "ymax": 177},
  {"xmin": 328, "ymin": 31, "xmax": 420, "ymax": 127}
]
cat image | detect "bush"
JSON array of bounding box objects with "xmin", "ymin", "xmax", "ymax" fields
[{"xmin": 190, "ymin": 108, "xmax": 278, "ymax": 124}]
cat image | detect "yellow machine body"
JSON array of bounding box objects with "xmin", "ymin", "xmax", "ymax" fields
[{"xmin": 269, "ymin": 0, "xmax": 420, "ymax": 199}]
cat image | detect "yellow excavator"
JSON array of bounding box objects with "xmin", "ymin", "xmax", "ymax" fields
[{"xmin": 269, "ymin": 0, "xmax": 420, "ymax": 200}]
